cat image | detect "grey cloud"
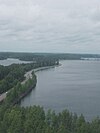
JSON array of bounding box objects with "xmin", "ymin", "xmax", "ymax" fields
[{"xmin": 0, "ymin": 0, "xmax": 100, "ymax": 53}]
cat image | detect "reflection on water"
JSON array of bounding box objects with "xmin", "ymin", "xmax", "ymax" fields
[{"xmin": 21, "ymin": 60, "xmax": 100, "ymax": 121}]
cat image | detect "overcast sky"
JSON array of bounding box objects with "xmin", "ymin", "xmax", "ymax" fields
[{"xmin": 0, "ymin": 0, "xmax": 100, "ymax": 53}]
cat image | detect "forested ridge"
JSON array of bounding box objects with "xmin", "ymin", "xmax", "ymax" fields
[{"xmin": 0, "ymin": 52, "xmax": 100, "ymax": 61}]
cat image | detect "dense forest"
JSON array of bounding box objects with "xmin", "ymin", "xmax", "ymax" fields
[{"xmin": 0, "ymin": 105, "xmax": 100, "ymax": 133}]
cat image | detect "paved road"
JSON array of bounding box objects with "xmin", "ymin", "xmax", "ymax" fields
[
  {"xmin": 0, "ymin": 92, "xmax": 7, "ymax": 102},
  {"xmin": 0, "ymin": 66, "xmax": 56, "ymax": 102},
  {"xmin": 0, "ymin": 70, "xmax": 33, "ymax": 102}
]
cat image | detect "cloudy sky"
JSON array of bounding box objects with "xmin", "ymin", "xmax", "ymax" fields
[{"xmin": 0, "ymin": 0, "xmax": 100, "ymax": 53}]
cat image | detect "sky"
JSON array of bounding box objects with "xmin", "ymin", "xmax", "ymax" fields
[{"xmin": 0, "ymin": 0, "xmax": 100, "ymax": 53}]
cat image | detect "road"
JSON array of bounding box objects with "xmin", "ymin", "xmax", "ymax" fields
[{"xmin": 0, "ymin": 66, "xmax": 55, "ymax": 102}]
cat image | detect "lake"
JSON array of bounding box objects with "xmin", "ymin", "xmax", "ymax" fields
[
  {"xmin": 0, "ymin": 58, "xmax": 31, "ymax": 66},
  {"xmin": 20, "ymin": 60, "xmax": 100, "ymax": 120}
]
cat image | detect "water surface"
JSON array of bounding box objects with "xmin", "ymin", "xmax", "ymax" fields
[
  {"xmin": 0, "ymin": 58, "xmax": 31, "ymax": 66},
  {"xmin": 21, "ymin": 60, "xmax": 100, "ymax": 120}
]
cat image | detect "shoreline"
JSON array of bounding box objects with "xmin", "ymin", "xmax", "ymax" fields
[
  {"xmin": 0, "ymin": 64, "xmax": 61, "ymax": 103},
  {"xmin": 22, "ymin": 64, "xmax": 61, "ymax": 84},
  {"xmin": 34, "ymin": 65, "xmax": 56, "ymax": 72},
  {"xmin": 17, "ymin": 65, "xmax": 61, "ymax": 104}
]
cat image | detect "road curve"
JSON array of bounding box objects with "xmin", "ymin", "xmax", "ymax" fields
[{"xmin": 0, "ymin": 66, "xmax": 56, "ymax": 102}]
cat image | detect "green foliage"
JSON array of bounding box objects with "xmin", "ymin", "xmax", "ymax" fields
[
  {"xmin": 0, "ymin": 57, "xmax": 58, "ymax": 94},
  {"xmin": 0, "ymin": 106, "xmax": 100, "ymax": 133},
  {"xmin": 5, "ymin": 73, "xmax": 37, "ymax": 106},
  {"xmin": 0, "ymin": 64, "xmax": 25, "ymax": 93},
  {"xmin": 2, "ymin": 52, "xmax": 100, "ymax": 132}
]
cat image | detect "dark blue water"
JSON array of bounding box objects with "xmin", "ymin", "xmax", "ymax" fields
[{"xmin": 21, "ymin": 60, "xmax": 100, "ymax": 121}]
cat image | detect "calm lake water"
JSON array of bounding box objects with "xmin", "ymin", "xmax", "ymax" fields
[
  {"xmin": 0, "ymin": 58, "xmax": 31, "ymax": 66},
  {"xmin": 20, "ymin": 60, "xmax": 100, "ymax": 120}
]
